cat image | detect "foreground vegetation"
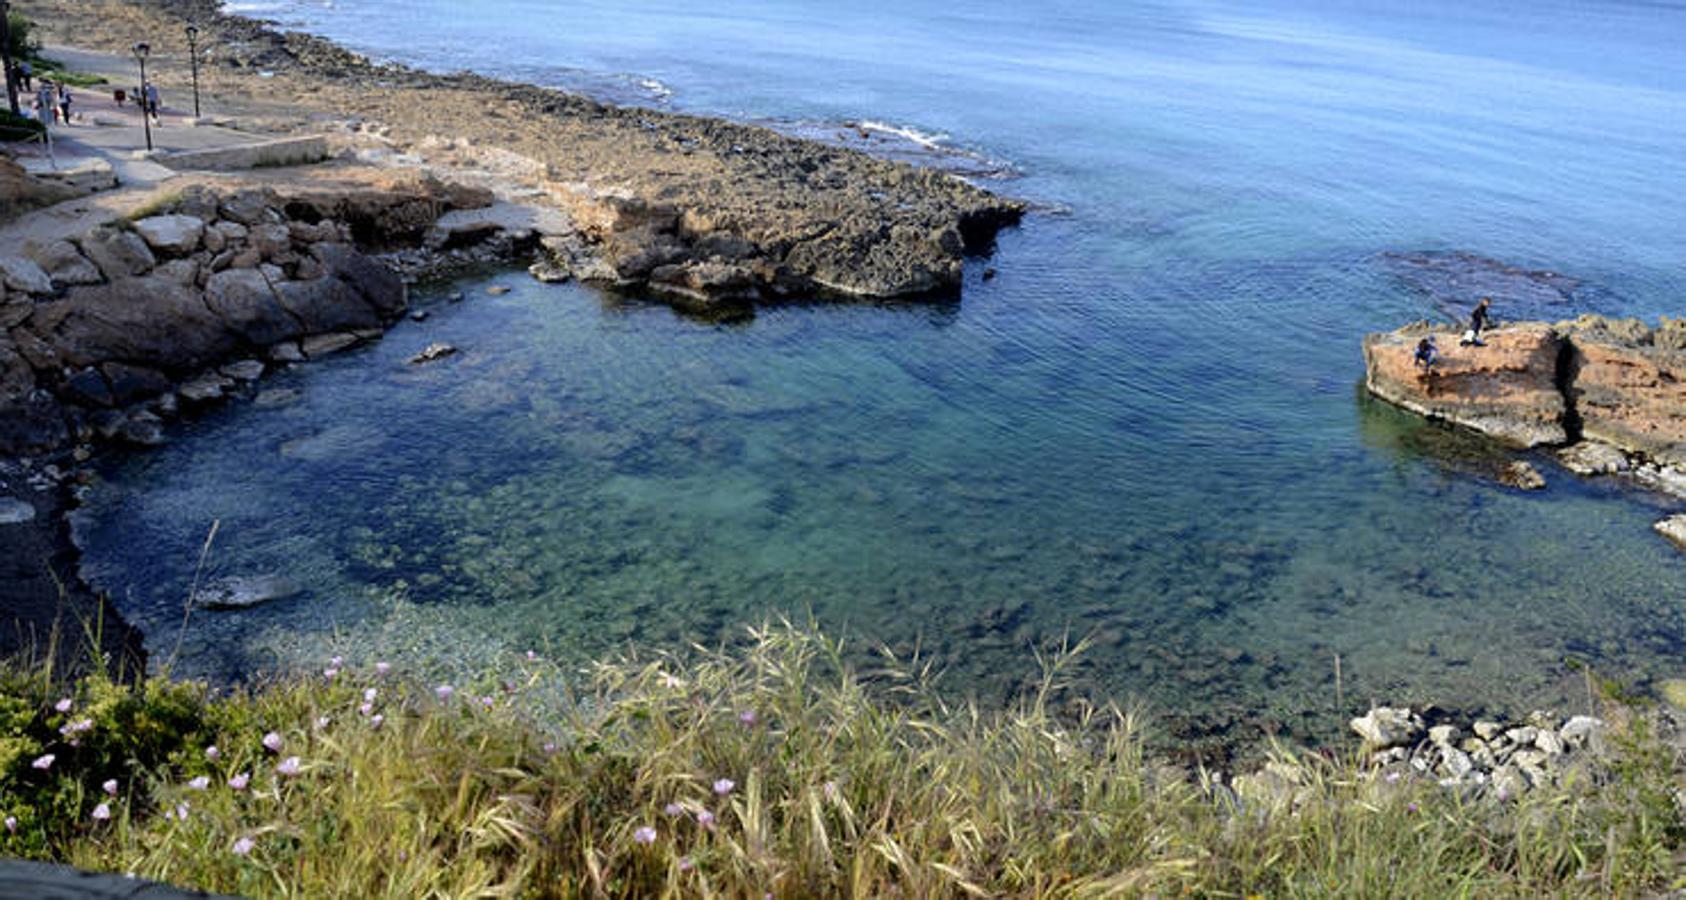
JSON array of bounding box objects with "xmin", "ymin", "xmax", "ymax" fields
[{"xmin": 1, "ymin": 623, "xmax": 1682, "ymax": 897}]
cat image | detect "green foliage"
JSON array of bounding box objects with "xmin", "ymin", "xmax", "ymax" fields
[
  {"xmin": 2, "ymin": 623, "xmax": 1682, "ymax": 897},
  {"xmin": 5, "ymin": 13, "xmax": 33, "ymax": 61},
  {"xmin": 0, "ymin": 108, "xmax": 44, "ymax": 140}
]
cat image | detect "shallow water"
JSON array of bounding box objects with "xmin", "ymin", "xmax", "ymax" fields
[{"xmin": 80, "ymin": 0, "xmax": 1686, "ymax": 748}]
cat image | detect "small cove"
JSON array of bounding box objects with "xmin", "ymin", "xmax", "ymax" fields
[{"xmin": 75, "ymin": 0, "xmax": 1686, "ymax": 748}]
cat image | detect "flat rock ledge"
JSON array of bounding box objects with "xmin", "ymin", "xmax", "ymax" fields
[{"xmin": 1365, "ymin": 316, "xmax": 1686, "ymax": 543}]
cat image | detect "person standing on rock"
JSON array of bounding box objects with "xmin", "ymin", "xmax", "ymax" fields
[{"xmin": 1460, "ymin": 297, "xmax": 1492, "ymax": 347}]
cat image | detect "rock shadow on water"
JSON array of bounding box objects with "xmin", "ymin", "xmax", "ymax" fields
[{"xmin": 1355, "ymin": 385, "xmax": 1546, "ymax": 490}]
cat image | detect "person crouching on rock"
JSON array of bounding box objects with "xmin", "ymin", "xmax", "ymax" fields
[
  {"xmin": 1414, "ymin": 335, "xmax": 1440, "ymax": 373},
  {"xmin": 1460, "ymin": 297, "xmax": 1492, "ymax": 347}
]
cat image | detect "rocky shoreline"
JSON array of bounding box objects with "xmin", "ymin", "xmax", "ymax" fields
[{"xmin": 1363, "ymin": 315, "xmax": 1686, "ymax": 544}]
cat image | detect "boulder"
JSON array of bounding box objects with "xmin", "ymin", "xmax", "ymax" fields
[
  {"xmin": 249, "ymin": 223, "xmax": 293, "ymax": 260},
  {"xmin": 0, "ymin": 256, "xmax": 54, "ymax": 296},
  {"xmin": 131, "ymin": 214, "xmax": 206, "ymax": 256},
  {"xmin": 26, "ymin": 276, "xmax": 238, "ymax": 374},
  {"xmin": 100, "ymin": 362, "xmax": 172, "ymax": 405},
  {"xmin": 219, "ymin": 189, "xmax": 280, "ymax": 226},
  {"xmin": 25, "ymin": 240, "xmax": 103, "ymax": 288},
  {"xmin": 203, "ymin": 269, "xmax": 303, "ymax": 346},
  {"xmin": 1557, "ymin": 441, "xmax": 1629, "ymax": 476},
  {"xmin": 1362, "ymin": 324, "xmax": 1568, "ymax": 447},
  {"xmin": 300, "ymin": 332, "xmax": 361, "ymax": 358},
  {"xmin": 1498, "ymin": 460, "xmax": 1545, "ymax": 490},
  {"xmin": 1350, "ymin": 706, "xmax": 1422, "ymax": 749},
  {"xmin": 408, "ymin": 342, "xmax": 457, "ymax": 364},
  {"xmin": 75, "ymin": 226, "xmax": 157, "ymax": 281}
]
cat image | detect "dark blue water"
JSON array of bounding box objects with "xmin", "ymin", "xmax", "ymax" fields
[{"xmin": 82, "ymin": 0, "xmax": 1686, "ymax": 746}]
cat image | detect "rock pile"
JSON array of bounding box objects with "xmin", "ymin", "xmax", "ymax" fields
[
  {"xmin": 1351, "ymin": 706, "xmax": 1607, "ymax": 796},
  {"xmin": 0, "ymin": 174, "xmax": 499, "ymax": 456}
]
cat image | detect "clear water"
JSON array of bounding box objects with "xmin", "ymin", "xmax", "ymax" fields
[{"xmin": 80, "ymin": 0, "xmax": 1686, "ymax": 749}]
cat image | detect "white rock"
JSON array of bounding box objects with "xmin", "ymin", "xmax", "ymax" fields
[
  {"xmin": 1535, "ymin": 730, "xmax": 1565, "ymax": 756},
  {"xmin": 1427, "ymin": 724, "xmax": 1459, "ymax": 746},
  {"xmin": 0, "ymin": 256, "xmax": 54, "ymax": 295},
  {"xmin": 0, "ymin": 497, "xmax": 37, "ymax": 525},
  {"xmin": 1654, "ymin": 515, "xmax": 1686, "ymax": 551},
  {"xmin": 1557, "ymin": 441, "xmax": 1629, "ymax": 476},
  {"xmin": 1558, "ymin": 716, "xmax": 1606, "ymax": 753},
  {"xmin": 1441, "ymin": 748, "xmax": 1474, "ymax": 779},
  {"xmin": 1472, "ymin": 720, "xmax": 1502, "ymax": 740},
  {"xmin": 131, "ymin": 215, "xmax": 206, "ymax": 256},
  {"xmin": 1350, "ymin": 707, "xmax": 1421, "ymax": 749}
]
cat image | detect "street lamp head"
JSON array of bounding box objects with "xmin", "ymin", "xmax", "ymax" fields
[
  {"xmin": 133, "ymin": 42, "xmax": 150, "ymax": 60},
  {"xmin": 186, "ymin": 25, "xmax": 199, "ymax": 41}
]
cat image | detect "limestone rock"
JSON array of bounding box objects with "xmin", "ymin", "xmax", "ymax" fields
[
  {"xmin": 131, "ymin": 214, "xmax": 206, "ymax": 256},
  {"xmin": 1653, "ymin": 515, "xmax": 1686, "ymax": 552},
  {"xmin": 220, "ymin": 360, "xmax": 267, "ymax": 382},
  {"xmin": 1557, "ymin": 716, "xmax": 1606, "ymax": 754},
  {"xmin": 1498, "ymin": 460, "xmax": 1546, "ymax": 490},
  {"xmin": 0, "ymin": 496, "xmax": 37, "ymax": 525},
  {"xmin": 203, "ymin": 269, "xmax": 302, "ymax": 346},
  {"xmin": 75, "ymin": 226, "xmax": 157, "ymax": 281},
  {"xmin": 1362, "ymin": 324, "xmax": 1568, "ymax": 447},
  {"xmin": 1350, "ymin": 706, "xmax": 1422, "ymax": 749},
  {"xmin": 26, "ymin": 240, "xmax": 103, "ymax": 288},
  {"xmin": 1557, "ymin": 441, "xmax": 1629, "ymax": 476},
  {"xmin": 1559, "ymin": 316, "xmax": 1686, "ymax": 469},
  {"xmin": 28, "ymin": 276, "xmax": 236, "ymax": 374},
  {"xmin": 408, "ymin": 342, "xmax": 458, "ymax": 365},
  {"xmin": 0, "ymin": 256, "xmax": 54, "ymax": 296},
  {"xmin": 300, "ymin": 332, "xmax": 361, "ymax": 358},
  {"xmin": 193, "ymin": 574, "xmax": 301, "ymax": 610}
]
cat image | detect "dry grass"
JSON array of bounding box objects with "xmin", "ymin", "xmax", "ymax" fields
[{"xmin": 1, "ymin": 621, "xmax": 1682, "ymax": 897}]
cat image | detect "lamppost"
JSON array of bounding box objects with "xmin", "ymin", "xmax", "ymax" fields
[
  {"xmin": 184, "ymin": 24, "xmax": 201, "ymax": 119},
  {"xmin": 132, "ymin": 41, "xmax": 152, "ymax": 152}
]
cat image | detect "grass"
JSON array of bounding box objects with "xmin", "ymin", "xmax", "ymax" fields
[{"xmin": 0, "ymin": 621, "xmax": 1682, "ymax": 897}]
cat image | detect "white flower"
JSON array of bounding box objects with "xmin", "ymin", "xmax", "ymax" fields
[
  {"xmin": 205, "ymin": 745, "xmax": 221, "ymax": 761},
  {"xmin": 54, "ymin": 698, "xmax": 73, "ymax": 713},
  {"xmin": 435, "ymin": 684, "xmax": 455, "ymax": 701},
  {"xmin": 232, "ymin": 836, "xmax": 255, "ymax": 856},
  {"xmin": 103, "ymin": 779, "xmax": 119, "ymax": 796},
  {"xmin": 31, "ymin": 754, "xmax": 54, "ymax": 770},
  {"xmin": 188, "ymin": 776, "xmax": 210, "ymax": 790},
  {"xmin": 262, "ymin": 731, "xmax": 283, "ymax": 752},
  {"xmin": 375, "ymin": 661, "xmax": 391, "ymax": 676},
  {"xmin": 228, "ymin": 772, "xmax": 250, "ymax": 791},
  {"xmin": 713, "ymin": 778, "xmax": 735, "ymax": 796},
  {"xmin": 633, "ymin": 825, "xmax": 657, "ymax": 845},
  {"xmin": 363, "ymin": 688, "xmax": 378, "ymax": 703},
  {"xmin": 91, "ymin": 803, "xmax": 111, "ymax": 821},
  {"xmin": 276, "ymin": 756, "xmax": 302, "ymax": 777}
]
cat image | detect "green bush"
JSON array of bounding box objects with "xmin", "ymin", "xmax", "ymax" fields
[{"xmin": 0, "ymin": 108, "xmax": 44, "ymax": 141}]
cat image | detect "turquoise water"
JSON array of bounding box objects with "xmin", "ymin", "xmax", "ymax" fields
[{"xmin": 81, "ymin": 0, "xmax": 1686, "ymax": 750}]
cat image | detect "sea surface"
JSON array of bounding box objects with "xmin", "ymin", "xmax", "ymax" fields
[{"xmin": 82, "ymin": 0, "xmax": 1686, "ymax": 749}]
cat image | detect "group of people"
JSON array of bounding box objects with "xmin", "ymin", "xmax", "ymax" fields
[
  {"xmin": 28, "ymin": 81, "xmax": 75, "ymax": 127},
  {"xmin": 115, "ymin": 83, "xmax": 163, "ymax": 123},
  {"xmin": 1413, "ymin": 297, "xmax": 1494, "ymax": 373},
  {"xmin": 8, "ymin": 60, "xmax": 35, "ymax": 91}
]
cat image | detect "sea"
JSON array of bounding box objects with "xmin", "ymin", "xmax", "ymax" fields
[{"xmin": 79, "ymin": 0, "xmax": 1686, "ymax": 750}]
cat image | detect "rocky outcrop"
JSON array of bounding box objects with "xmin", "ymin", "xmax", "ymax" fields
[
  {"xmin": 1348, "ymin": 706, "xmax": 1608, "ymax": 797},
  {"xmin": 1362, "ymin": 323, "xmax": 1568, "ymax": 447},
  {"xmin": 0, "ymin": 175, "xmax": 505, "ymax": 455},
  {"xmin": 1365, "ymin": 316, "xmax": 1686, "ymax": 539}
]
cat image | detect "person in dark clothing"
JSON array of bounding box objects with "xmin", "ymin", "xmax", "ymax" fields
[
  {"xmin": 1414, "ymin": 335, "xmax": 1440, "ymax": 372},
  {"xmin": 1460, "ymin": 297, "xmax": 1492, "ymax": 346}
]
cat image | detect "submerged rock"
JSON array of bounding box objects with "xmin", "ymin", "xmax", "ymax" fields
[
  {"xmin": 0, "ymin": 496, "xmax": 36, "ymax": 525},
  {"xmin": 408, "ymin": 342, "xmax": 458, "ymax": 365},
  {"xmin": 193, "ymin": 574, "xmax": 301, "ymax": 610},
  {"xmin": 1498, "ymin": 461, "xmax": 1546, "ymax": 490}
]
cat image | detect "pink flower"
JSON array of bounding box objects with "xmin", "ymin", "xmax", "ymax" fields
[
  {"xmin": 91, "ymin": 803, "xmax": 111, "ymax": 821},
  {"xmin": 330, "ymin": 655, "xmax": 344, "ymax": 668},
  {"xmin": 262, "ymin": 731, "xmax": 283, "ymax": 752},
  {"xmin": 713, "ymin": 778, "xmax": 735, "ymax": 796},
  {"xmin": 205, "ymin": 745, "xmax": 220, "ymax": 761},
  {"xmin": 542, "ymin": 742, "xmax": 557, "ymax": 754},
  {"xmin": 363, "ymin": 688, "xmax": 378, "ymax": 703},
  {"xmin": 737, "ymin": 709, "xmax": 758, "ymax": 727},
  {"xmin": 323, "ymin": 668, "xmax": 339, "ymax": 680},
  {"xmin": 359, "ymin": 702, "xmax": 374, "ymax": 716},
  {"xmin": 31, "ymin": 754, "xmax": 54, "ymax": 770},
  {"xmin": 375, "ymin": 661, "xmax": 391, "ymax": 675},
  {"xmin": 174, "ymin": 802, "xmax": 190, "ymax": 821},
  {"xmin": 54, "ymin": 698, "xmax": 73, "ymax": 713},
  {"xmin": 664, "ymin": 802, "xmax": 684, "ymax": 817},
  {"xmin": 435, "ymin": 684, "xmax": 454, "ymax": 701},
  {"xmin": 232, "ymin": 836, "xmax": 255, "ymax": 856},
  {"xmin": 229, "ymin": 772, "xmax": 250, "ymax": 791},
  {"xmin": 59, "ymin": 718, "xmax": 93, "ymax": 737},
  {"xmin": 696, "ymin": 809, "xmax": 716, "ymax": 829},
  {"xmin": 4, "ymin": 816, "xmax": 16, "ymax": 833},
  {"xmin": 526, "ymin": 650, "xmax": 539, "ymax": 661},
  {"xmin": 371, "ymin": 714, "xmax": 385, "ymax": 730},
  {"xmin": 633, "ymin": 826, "xmax": 657, "ymax": 845},
  {"xmin": 479, "ymin": 695, "xmax": 495, "ymax": 709},
  {"xmin": 276, "ymin": 756, "xmax": 302, "ymax": 777},
  {"xmin": 103, "ymin": 779, "xmax": 119, "ymax": 796},
  {"xmin": 678, "ymin": 856, "xmax": 694, "ymax": 872},
  {"xmin": 188, "ymin": 776, "xmax": 210, "ymax": 791}
]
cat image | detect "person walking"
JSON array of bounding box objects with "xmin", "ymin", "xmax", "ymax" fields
[
  {"xmin": 1460, "ymin": 297, "xmax": 1492, "ymax": 347},
  {"xmin": 56, "ymin": 84, "xmax": 72, "ymax": 125},
  {"xmin": 18, "ymin": 61, "xmax": 32, "ymax": 91},
  {"xmin": 144, "ymin": 82, "xmax": 161, "ymax": 124}
]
